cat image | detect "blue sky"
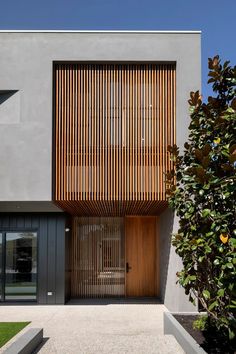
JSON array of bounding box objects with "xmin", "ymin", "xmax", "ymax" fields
[{"xmin": 0, "ymin": 0, "xmax": 235, "ymax": 99}]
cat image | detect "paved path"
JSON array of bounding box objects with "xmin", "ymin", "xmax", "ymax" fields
[{"xmin": 0, "ymin": 302, "xmax": 183, "ymax": 354}]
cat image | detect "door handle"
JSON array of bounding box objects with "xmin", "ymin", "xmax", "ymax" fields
[{"xmin": 126, "ymin": 262, "xmax": 132, "ymax": 273}]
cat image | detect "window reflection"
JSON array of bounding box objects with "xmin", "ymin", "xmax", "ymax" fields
[{"xmin": 5, "ymin": 232, "xmax": 37, "ymax": 300}]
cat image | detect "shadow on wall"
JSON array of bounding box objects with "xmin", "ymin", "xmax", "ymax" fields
[
  {"xmin": 159, "ymin": 208, "xmax": 174, "ymax": 303},
  {"xmin": 66, "ymin": 298, "xmax": 162, "ymax": 305}
]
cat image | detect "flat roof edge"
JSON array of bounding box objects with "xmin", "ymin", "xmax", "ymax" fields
[{"xmin": 0, "ymin": 30, "xmax": 201, "ymax": 34}]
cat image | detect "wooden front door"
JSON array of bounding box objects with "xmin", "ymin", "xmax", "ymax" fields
[{"xmin": 125, "ymin": 217, "xmax": 158, "ymax": 297}]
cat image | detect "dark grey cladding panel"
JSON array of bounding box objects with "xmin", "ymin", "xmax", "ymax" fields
[
  {"xmin": 0, "ymin": 213, "xmax": 66, "ymax": 304},
  {"xmin": 47, "ymin": 217, "xmax": 57, "ymax": 304},
  {"xmin": 38, "ymin": 215, "xmax": 48, "ymax": 304},
  {"xmin": 56, "ymin": 217, "xmax": 65, "ymax": 304},
  {"xmin": 0, "ymin": 215, "xmax": 41, "ymax": 229}
]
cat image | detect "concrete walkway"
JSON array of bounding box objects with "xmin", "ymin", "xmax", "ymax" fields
[{"xmin": 0, "ymin": 302, "xmax": 183, "ymax": 354}]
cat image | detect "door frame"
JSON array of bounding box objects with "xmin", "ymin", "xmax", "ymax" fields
[
  {"xmin": 124, "ymin": 216, "xmax": 159, "ymax": 297},
  {"xmin": 0, "ymin": 229, "xmax": 38, "ymax": 302}
]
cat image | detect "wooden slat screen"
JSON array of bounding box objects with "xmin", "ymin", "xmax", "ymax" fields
[
  {"xmin": 54, "ymin": 63, "xmax": 175, "ymax": 215},
  {"xmin": 56, "ymin": 200, "xmax": 168, "ymax": 216},
  {"xmin": 71, "ymin": 217, "xmax": 125, "ymax": 298}
]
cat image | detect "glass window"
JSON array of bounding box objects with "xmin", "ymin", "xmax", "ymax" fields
[{"xmin": 5, "ymin": 232, "xmax": 37, "ymax": 301}]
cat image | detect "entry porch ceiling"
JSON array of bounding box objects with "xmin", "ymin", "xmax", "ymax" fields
[{"xmin": 54, "ymin": 200, "xmax": 168, "ymax": 216}]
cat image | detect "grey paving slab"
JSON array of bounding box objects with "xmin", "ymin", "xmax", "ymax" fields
[{"xmin": 0, "ymin": 303, "xmax": 184, "ymax": 354}]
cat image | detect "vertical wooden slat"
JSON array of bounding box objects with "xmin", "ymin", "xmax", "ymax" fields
[
  {"xmin": 94, "ymin": 67, "xmax": 97, "ymax": 200},
  {"xmin": 122, "ymin": 66, "xmax": 125, "ymax": 200},
  {"xmin": 107, "ymin": 66, "xmax": 111, "ymax": 199},
  {"xmin": 116, "ymin": 66, "xmax": 119, "ymax": 200},
  {"xmin": 153, "ymin": 66, "xmax": 157, "ymax": 199},
  {"xmin": 78, "ymin": 67, "xmax": 81, "ymax": 199},
  {"xmin": 101, "ymin": 66, "xmax": 104, "ymax": 200},
  {"xmin": 137, "ymin": 67, "xmax": 140, "ymax": 199},
  {"xmin": 151, "ymin": 65, "xmax": 154, "ymax": 199},
  {"xmin": 99, "ymin": 66, "xmax": 102, "ymax": 200},
  {"xmin": 86, "ymin": 67, "xmax": 89, "ymax": 200},
  {"xmin": 81, "ymin": 66, "xmax": 85, "ymax": 200},
  {"xmin": 69, "ymin": 65, "xmax": 72, "ymax": 200},
  {"xmin": 159, "ymin": 67, "xmax": 163, "ymax": 198},
  {"xmin": 55, "ymin": 66, "xmax": 59, "ymax": 199},
  {"xmin": 62, "ymin": 66, "xmax": 66, "ymax": 200},
  {"xmin": 74, "ymin": 66, "xmax": 77, "ymax": 200},
  {"xmin": 88, "ymin": 66, "xmax": 91, "ymax": 200},
  {"xmin": 145, "ymin": 64, "xmax": 148, "ymax": 198},
  {"xmin": 132, "ymin": 66, "xmax": 135, "ymax": 200},
  {"xmin": 91, "ymin": 66, "xmax": 94, "ymax": 199}
]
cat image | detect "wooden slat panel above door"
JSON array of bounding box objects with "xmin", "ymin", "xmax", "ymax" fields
[
  {"xmin": 55, "ymin": 200, "xmax": 168, "ymax": 216},
  {"xmin": 54, "ymin": 63, "xmax": 176, "ymax": 216}
]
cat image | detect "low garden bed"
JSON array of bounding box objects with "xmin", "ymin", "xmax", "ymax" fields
[
  {"xmin": 173, "ymin": 314, "xmax": 235, "ymax": 354},
  {"xmin": 0, "ymin": 322, "xmax": 30, "ymax": 348}
]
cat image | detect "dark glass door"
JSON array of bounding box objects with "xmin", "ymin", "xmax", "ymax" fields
[{"xmin": 3, "ymin": 232, "xmax": 37, "ymax": 301}]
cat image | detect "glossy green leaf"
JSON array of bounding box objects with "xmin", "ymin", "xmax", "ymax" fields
[
  {"xmin": 202, "ymin": 209, "xmax": 211, "ymax": 217},
  {"xmin": 203, "ymin": 290, "xmax": 210, "ymax": 300},
  {"xmin": 217, "ymin": 289, "xmax": 225, "ymax": 297},
  {"xmin": 226, "ymin": 263, "xmax": 234, "ymax": 269},
  {"xmin": 209, "ymin": 301, "xmax": 218, "ymax": 311}
]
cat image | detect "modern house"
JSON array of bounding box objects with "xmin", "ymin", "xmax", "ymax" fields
[{"xmin": 0, "ymin": 30, "xmax": 201, "ymax": 311}]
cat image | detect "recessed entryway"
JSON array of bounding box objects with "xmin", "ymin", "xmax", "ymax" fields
[{"xmin": 70, "ymin": 216, "xmax": 159, "ymax": 299}]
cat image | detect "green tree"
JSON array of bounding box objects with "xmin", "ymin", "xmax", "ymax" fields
[{"xmin": 166, "ymin": 56, "xmax": 236, "ymax": 339}]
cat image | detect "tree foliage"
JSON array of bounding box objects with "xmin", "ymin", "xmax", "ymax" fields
[{"xmin": 166, "ymin": 56, "xmax": 236, "ymax": 339}]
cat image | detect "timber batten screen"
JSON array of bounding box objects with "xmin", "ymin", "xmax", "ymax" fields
[
  {"xmin": 54, "ymin": 63, "xmax": 176, "ymax": 215},
  {"xmin": 71, "ymin": 217, "xmax": 125, "ymax": 298}
]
